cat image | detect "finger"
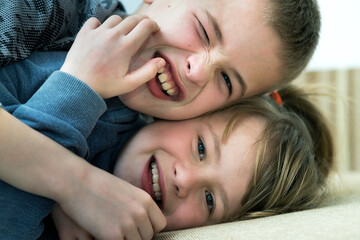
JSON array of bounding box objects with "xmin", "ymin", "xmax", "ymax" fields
[
  {"xmin": 77, "ymin": 231, "xmax": 94, "ymax": 240},
  {"xmin": 114, "ymin": 15, "xmax": 150, "ymax": 35},
  {"xmin": 125, "ymin": 226, "xmax": 142, "ymax": 240},
  {"xmin": 148, "ymin": 204, "xmax": 166, "ymax": 235},
  {"xmin": 125, "ymin": 18, "xmax": 160, "ymax": 51},
  {"xmin": 81, "ymin": 17, "xmax": 101, "ymax": 31},
  {"xmin": 137, "ymin": 217, "xmax": 154, "ymax": 240},
  {"xmin": 124, "ymin": 58, "xmax": 166, "ymax": 89},
  {"xmin": 102, "ymin": 15, "xmax": 123, "ymax": 28}
]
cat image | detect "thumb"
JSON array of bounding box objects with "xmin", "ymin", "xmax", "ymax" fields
[{"xmin": 124, "ymin": 58, "xmax": 166, "ymax": 89}]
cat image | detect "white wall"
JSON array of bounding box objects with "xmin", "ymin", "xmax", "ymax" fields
[
  {"xmin": 121, "ymin": 0, "xmax": 360, "ymax": 71},
  {"xmin": 307, "ymin": 0, "xmax": 360, "ymax": 70},
  {"xmin": 122, "ymin": 0, "xmax": 141, "ymax": 14}
]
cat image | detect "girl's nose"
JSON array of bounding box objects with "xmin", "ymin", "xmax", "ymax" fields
[
  {"xmin": 174, "ymin": 163, "xmax": 203, "ymax": 199},
  {"xmin": 185, "ymin": 54, "xmax": 211, "ymax": 87}
]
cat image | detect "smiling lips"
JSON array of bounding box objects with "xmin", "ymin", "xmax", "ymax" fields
[
  {"xmin": 143, "ymin": 156, "xmax": 164, "ymax": 208},
  {"xmin": 147, "ymin": 52, "xmax": 184, "ymax": 101}
]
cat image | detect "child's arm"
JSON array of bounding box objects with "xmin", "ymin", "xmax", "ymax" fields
[
  {"xmin": 60, "ymin": 15, "xmax": 165, "ymax": 99},
  {"xmin": 0, "ymin": 107, "xmax": 166, "ymax": 239}
]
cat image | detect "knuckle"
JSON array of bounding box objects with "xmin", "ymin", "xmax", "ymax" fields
[
  {"xmin": 103, "ymin": 226, "xmax": 124, "ymax": 240},
  {"xmin": 134, "ymin": 206, "xmax": 148, "ymax": 219},
  {"xmin": 86, "ymin": 17, "xmax": 100, "ymax": 24},
  {"xmin": 109, "ymin": 15, "xmax": 123, "ymax": 21},
  {"xmin": 138, "ymin": 18, "xmax": 157, "ymax": 30},
  {"xmin": 141, "ymin": 192, "xmax": 154, "ymax": 205}
]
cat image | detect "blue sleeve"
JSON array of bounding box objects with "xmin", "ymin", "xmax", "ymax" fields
[{"xmin": 12, "ymin": 71, "xmax": 107, "ymax": 158}]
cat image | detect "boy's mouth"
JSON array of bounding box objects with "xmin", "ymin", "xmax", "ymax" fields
[{"xmin": 147, "ymin": 52, "xmax": 184, "ymax": 101}]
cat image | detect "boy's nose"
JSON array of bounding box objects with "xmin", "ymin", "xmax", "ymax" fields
[{"xmin": 185, "ymin": 54, "xmax": 211, "ymax": 87}]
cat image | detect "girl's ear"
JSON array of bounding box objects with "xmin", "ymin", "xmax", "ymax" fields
[{"xmin": 143, "ymin": 0, "xmax": 154, "ymax": 4}]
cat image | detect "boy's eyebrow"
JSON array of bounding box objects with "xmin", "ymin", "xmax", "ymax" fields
[
  {"xmin": 205, "ymin": 10, "xmax": 223, "ymax": 44},
  {"xmin": 231, "ymin": 68, "xmax": 247, "ymax": 97},
  {"xmin": 206, "ymin": 121, "xmax": 229, "ymax": 219},
  {"xmin": 205, "ymin": 10, "xmax": 247, "ymax": 97}
]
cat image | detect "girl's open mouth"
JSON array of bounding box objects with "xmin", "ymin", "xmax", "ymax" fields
[{"xmin": 142, "ymin": 155, "xmax": 164, "ymax": 209}]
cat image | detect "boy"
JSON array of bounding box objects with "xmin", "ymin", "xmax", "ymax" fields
[
  {"xmin": 0, "ymin": 0, "xmax": 321, "ymax": 239},
  {"xmin": 1, "ymin": 0, "xmax": 321, "ymax": 119}
]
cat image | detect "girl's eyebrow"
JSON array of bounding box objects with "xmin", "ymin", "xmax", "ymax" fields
[{"xmin": 204, "ymin": 121, "xmax": 220, "ymax": 160}]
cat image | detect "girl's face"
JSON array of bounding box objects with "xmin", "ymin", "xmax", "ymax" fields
[{"xmin": 113, "ymin": 113, "xmax": 265, "ymax": 230}]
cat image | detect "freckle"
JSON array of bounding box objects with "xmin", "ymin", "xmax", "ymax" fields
[{"xmin": 168, "ymin": 5, "xmax": 171, "ymax": 8}]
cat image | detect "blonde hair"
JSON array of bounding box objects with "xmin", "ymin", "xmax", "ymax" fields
[{"xmin": 214, "ymin": 85, "xmax": 333, "ymax": 221}]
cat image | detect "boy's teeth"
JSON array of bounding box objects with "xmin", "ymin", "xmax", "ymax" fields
[
  {"xmin": 162, "ymin": 82, "xmax": 171, "ymax": 91},
  {"xmin": 167, "ymin": 89, "xmax": 175, "ymax": 95},
  {"xmin": 157, "ymin": 72, "xmax": 176, "ymax": 96},
  {"xmin": 151, "ymin": 161, "xmax": 162, "ymax": 200},
  {"xmin": 158, "ymin": 67, "xmax": 164, "ymax": 74},
  {"xmin": 158, "ymin": 73, "xmax": 167, "ymax": 83}
]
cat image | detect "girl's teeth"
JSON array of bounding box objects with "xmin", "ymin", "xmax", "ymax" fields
[
  {"xmin": 155, "ymin": 192, "xmax": 162, "ymax": 200},
  {"xmin": 152, "ymin": 173, "xmax": 159, "ymax": 182},
  {"xmin": 153, "ymin": 183, "xmax": 160, "ymax": 191},
  {"xmin": 151, "ymin": 161, "xmax": 162, "ymax": 200}
]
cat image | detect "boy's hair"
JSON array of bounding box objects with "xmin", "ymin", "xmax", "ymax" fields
[
  {"xmin": 265, "ymin": 0, "xmax": 321, "ymax": 85},
  {"xmin": 217, "ymin": 85, "xmax": 333, "ymax": 221}
]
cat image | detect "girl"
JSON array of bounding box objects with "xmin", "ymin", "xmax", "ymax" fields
[{"xmin": 47, "ymin": 85, "xmax": 333, "ymax": 239}]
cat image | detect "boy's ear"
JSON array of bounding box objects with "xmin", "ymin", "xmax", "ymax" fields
[{"xmin": 143, "ymin": 0, "xmax": 154, "ymax": 4}]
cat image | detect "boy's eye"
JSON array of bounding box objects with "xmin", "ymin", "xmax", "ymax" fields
[
  {"xmin": 199, "ymin": 21, "xmax": 210, "ymax": 45},
  {"xmin": 198, "ymin": 137, "xmax": 206, "ymax": 161},
  {"xmin": 221, "ymin": 72, "xmax": 232, "ymax": 96},
  {"xmin": 205, "ymin": 190, "xmax": 215, "ymax": 214}
]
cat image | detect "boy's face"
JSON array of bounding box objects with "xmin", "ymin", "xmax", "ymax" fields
[
  {"xmin": 120, "ymin": 0, "xmax": 282, "ymax": 120},
  {"xmin": 114, "ymin": 113, "xmax": 264, "ymax": 230}
]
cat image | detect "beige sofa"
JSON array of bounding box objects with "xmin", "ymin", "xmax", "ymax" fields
[{"xmin": 155, "ymin": 171, "xmax": 360, "ymax": 240}]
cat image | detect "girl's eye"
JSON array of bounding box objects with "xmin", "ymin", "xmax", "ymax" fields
[
  {"xmin": 221, "ymin": 72, "xmax": 232, "ymax": 96},
  {"xmin": 198, "ymin": 137, "xmax": 206, "ymax": 161},
  {"xmin": 205, "ymin": 190, "xmax": 215, "ymax": 214}
]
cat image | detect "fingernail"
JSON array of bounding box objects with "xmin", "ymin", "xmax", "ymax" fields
[{"xmin": 157, "ymin": 58, "xmax": 166, "ymax": 69}]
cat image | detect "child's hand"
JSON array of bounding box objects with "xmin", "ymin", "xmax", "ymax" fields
[
  {"xmin": 52, "ymin": 204, "xmax": 93, "ymax": 240},
  {"xmin": 57, "ymin": 166, "xmax": 166, "ymax": 240},
  {"xmin": 60, "ymin": 15, "xmax": 165, "ymax": 99}
]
